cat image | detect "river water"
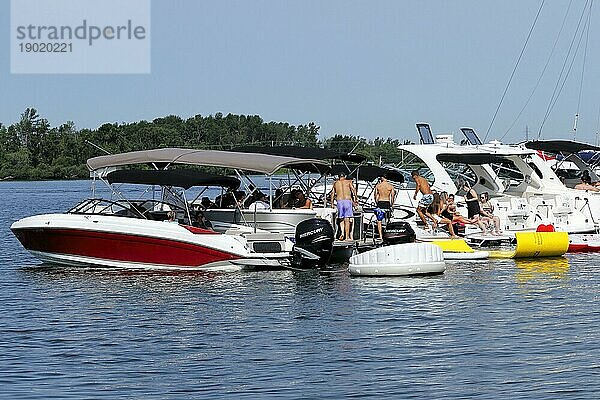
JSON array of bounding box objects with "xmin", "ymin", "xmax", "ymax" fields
[{"xmin": 1, "ymin": 180, "xmax": 599, "ymax": 399}]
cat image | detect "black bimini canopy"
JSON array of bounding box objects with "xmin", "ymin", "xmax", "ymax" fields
[
  {"xmin": 233, "ymin": 146, "xmax": 367, "ymax": 163},
  {"xmin": 436, "ymin": 153, "xmax": 510, "ymax": 165},
  {"xmin": 330, "ymin": 165, "xmax": 405, "ymax": 183},
  {"xmin": 106, "ymin": 169, "xmax": 241, "ymax": 190},
  {"xmin": 525, "ymin": 140, "xmax": 600, "ymax": 154}
]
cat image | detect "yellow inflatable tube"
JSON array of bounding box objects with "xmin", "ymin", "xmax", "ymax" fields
[
  {"xmin": 431, "ymin": 239, "xmax": 474, "ymax": 253},
  {"xmin": 489, "ymin": 232, "xmax": 569, "ymax": 259}
]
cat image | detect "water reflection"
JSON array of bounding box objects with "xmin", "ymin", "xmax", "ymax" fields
[{"xmin": 514, "ymin": 257, "xmax": 570, "ymax": 284}]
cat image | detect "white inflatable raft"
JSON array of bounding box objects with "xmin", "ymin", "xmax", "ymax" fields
[{"xmin": 348, "ymin": 243, "xmax": 445, "ymax": 276}]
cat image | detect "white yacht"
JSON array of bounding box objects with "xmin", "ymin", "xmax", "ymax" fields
[
  {"xmin": 394, "ymin": 124, "xmax": 595, "ymax": 234},
  {"xmin": 460, "ymin": 131, "xmax": 598, "ymax": 232}
]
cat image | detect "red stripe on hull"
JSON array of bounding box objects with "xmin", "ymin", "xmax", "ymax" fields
[
  {"xmin": 568, "ymin": 244, "xmax": 600, "ymax": 253},
  {"xmin": 12, "ymin": 228, "xmax": 241, "ymax": 267}
]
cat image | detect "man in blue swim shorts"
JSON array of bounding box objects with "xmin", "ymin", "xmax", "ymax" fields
[
  {"xmin": 330, "ymin": 172, "xmax": 357, "ymax": 241},
  {"xmin": 412, "ymin": 170, "xmax": 435, "ymax": 232}
]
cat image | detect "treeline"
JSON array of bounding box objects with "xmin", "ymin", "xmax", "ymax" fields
[{"xmin": 0, "ymin": 108, "xmax": 411, "ymax": 180}]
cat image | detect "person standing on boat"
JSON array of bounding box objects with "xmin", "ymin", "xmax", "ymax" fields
[
  {"xmin": 331, "ymin": 172, "xmax": 357, "ymax": 241},
  {"xmin": 412, "ymin": 170, "xmax": 434, "ymax": 232},
  {"xmin": 374, "ymin": 176, "xmax": 396, "ymax": 239},
  {"xmin": 462, "ymin": 182, "xmax": 488, "ymax": 234}
]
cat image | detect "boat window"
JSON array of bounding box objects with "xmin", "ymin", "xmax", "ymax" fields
[
  {"xmin": 528, "ymin": 162, "xmax": 543, "ymax": 179},
  {"xmin": 489, "ymin": 161, "xmax": 524, "ymax": 189},
  {"xmin": 439, "ymin": 162, "xmax": 478, "ymax": 188}
]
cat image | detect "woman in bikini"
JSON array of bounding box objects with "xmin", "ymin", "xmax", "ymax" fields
[
  {"xmin": 479, "ymin": 192, "xmax": 502, "ymax": 235},
  {"xmin": 427, "ymin": 192, "xmax": 458, "ymax": 239}
]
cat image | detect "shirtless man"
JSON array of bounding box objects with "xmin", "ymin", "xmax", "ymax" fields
[
  {"xmin": 331, "ymin": 172, "xmax": 357, "ymax": 241},
  {"xmin": 374, "ymin": 176, "xmax": 396, "ymax": 240},
  {"xmin": 575, "ymin": 176, "xmax": 600, "ymax": 192},
  {"xmin": 412, "ymin": 170, "xmax": 434, "ymax": 231}
]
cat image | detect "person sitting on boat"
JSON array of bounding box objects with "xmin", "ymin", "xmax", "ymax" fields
[
  {"xmin": 215, "ymin": 189, "xmax": 237, "ymax": 208},
  {"xmin": 428, "ymin": 192, "xmax": 458, "ymax": 239},
  {"xmin": 294, "ymin": 191, "xmax": 313, "ymax": 209},
  {"xmin": 575, "ymin": 174, "xmax": 600, "ymax": 192},
  {"xmin": 479, "ymin": 192, "xmax": 502, "ymax": 235},
  {"xmin": 412, "ymin": 170, "xmax": 434, "ymax": 232},
  {"xmin": 165, "ymin": 211, "xmax": 178, "ymax": 224},
  {"xmin": 193, "ymin": 212, "xmax": 212, "ymax": 229},
  {"xmin": 331, "ymin": 172, "xmax": 357, "ymax": 241},
  {"xmin": 447, "ymin": 204, "xmax": 478, "ymax": 227},
  {"xmin": 248, "ymin": 194, "xmax": 270, "ymax": 210},
  {"xmin": 243, "ymin": 185, "xmax": 266, "ymax": 208},
  {"xmin": 234, "ymin": 190, "xmax": 246, "ymax": 208},
  {"xmin": 286, "ymin": 189, "xmax": 300, "ymax": 208},
  {"xmin": 200, "ymin": 197, "xmax": 216, "ymax": 210},
  {"xmin": 461, "ymin": 181, "xmax": 488, "ymax": 235},
  {"xmin": 374, "ymin": 176, "xmax": 395, "ymax": 240},
  {"xmin": 273, "ymin": 188, "xmax": 286, "ymax": 209},
  {"xmin": 446, "ymin": 195, "xmax": 483, "ymax": 233}
]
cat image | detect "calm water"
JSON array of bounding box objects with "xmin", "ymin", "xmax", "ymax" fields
[{"xmin": 1, "ymin": 180, "xmax": 600, "ymax": 399}]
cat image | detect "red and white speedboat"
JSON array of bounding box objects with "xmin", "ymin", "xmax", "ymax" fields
[
  {"xmin": 11, "ymin": 211, "xmax": 260, "ymax": 271},
  {"xmin": 11, "ymin": 148, "xmax": 333, "ymax": 271}
]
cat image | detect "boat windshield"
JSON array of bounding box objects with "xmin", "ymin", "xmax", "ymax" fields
[
  {"xmin": 68, "ymin": 198, "xmax": 195, "ymax": 224},
  {"xmin": 439, "ymin": 162, "xmax": 478, "ymax": 187},
  {"xmin": 396, "ymin": 150, "xmax": 433, "ymax": 189},
  {"xmin": 489, "ymin": 161, "xmax": 525, "ymax": 190}
]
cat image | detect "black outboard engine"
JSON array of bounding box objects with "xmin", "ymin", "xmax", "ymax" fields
[
  {"xmin": 383, "ymin": 221, "xmax": 416, "ymax": 245},
  {"xmin": 291, "ymin": 218, "xmax": 335, "ymax": 269}
]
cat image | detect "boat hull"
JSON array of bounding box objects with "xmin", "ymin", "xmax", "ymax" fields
[
  {"xmin": 568, "ymin": 234, "xmax": 600, "ymax": 253},
  {"xmin": 11, "ymin": 214, "xmax": 250, "ymax": 271}
]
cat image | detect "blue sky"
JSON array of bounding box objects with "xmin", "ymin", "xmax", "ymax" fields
[{"xmin": 1, "ymin": 0, "xmax": 599, "ymax": 144}]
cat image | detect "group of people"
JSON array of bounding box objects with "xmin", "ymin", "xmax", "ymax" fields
[
  {"xmin": 412, "ymin": 170, "xmax": 502, "ymax": 237},
  {"xmin": 199, "ymin": 187, "xmax": 313, "ymax": 210},
  {"xmin": 329, "ymin": 171, "xmax": 397, "ymax": 241}
]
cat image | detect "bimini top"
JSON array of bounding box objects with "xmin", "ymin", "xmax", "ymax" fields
[
  {"xmin": 87, "ymin": 148, "xmax": 330, "ymax": 175},
  {"xmin": 330, "ymin": 165, "xmax": 405, "ymax": 183},
  {"xmin": 106, "ymin": 169, "xmax": 241, "ymax": 190},
  {"xmin": 233, "ymin": 145, "xmax": 367, "ymax": 163},
  {"xmin": 525, "ymin": 140, "xmax": 600, "ymax": 154}
]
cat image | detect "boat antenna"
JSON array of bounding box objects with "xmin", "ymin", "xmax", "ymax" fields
[
  {"xmin": 85, "ymin": 139, "xmax": 112, "ymax": 155},
  {"xmin": 537, "ymin": 0, "xmax": 591, "ymax": 139},
  {"xmin": 574, "ymin": 0, "xmax": 593, "ymax": 140},
  {"xmin": 596, "ymin": 103, "xmax": 600, "ymax": 146},
  {"xmin": 484, "ymin": 0, "xmax": 545, "ymax": 143}
]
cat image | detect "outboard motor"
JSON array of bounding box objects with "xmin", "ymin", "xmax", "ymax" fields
[
  {"xmin": 383, "ymin": 221, "xmax": 416, "ymax": 245},
  {"xmin": 292, "ymin": 218, "xmax": 335, "ymax": 269}
]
